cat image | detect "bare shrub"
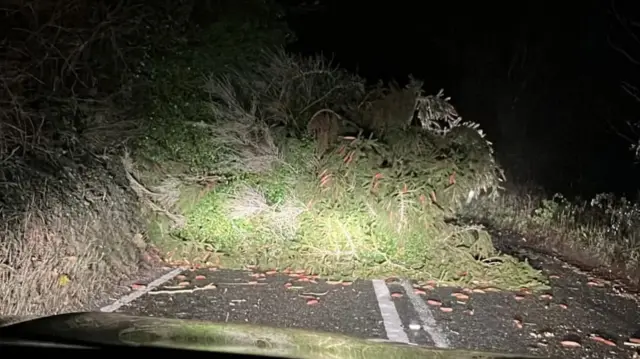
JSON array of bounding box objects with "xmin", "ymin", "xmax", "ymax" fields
[
  {"xmin": 208, "ymin": 48, "xmax": 368, "ymax": 134},
  {"xmin": 197, "ymin": 48, "xmax": 370, "ymax": 177},
  {"xmin": 360, "ymin": 79, "xmax": 421, "ymax": 136},
  {"xmin": 307, "ymin": 109, "xmax": 341, "ymax": 155}
]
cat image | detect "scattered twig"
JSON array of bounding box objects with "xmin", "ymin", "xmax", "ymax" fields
[{"xmin": 148, "ymin": 283, "xmax": 218, "ymax": 295}]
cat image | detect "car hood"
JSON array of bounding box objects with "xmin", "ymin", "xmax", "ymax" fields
[{"xmin": 0, "ymin": 312, "xmax": 546, "ymax": 359}]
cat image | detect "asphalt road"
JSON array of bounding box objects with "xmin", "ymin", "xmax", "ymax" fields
[{"xmin": 99, "ymin": 254, "xmax": 640, "ymax": 359}]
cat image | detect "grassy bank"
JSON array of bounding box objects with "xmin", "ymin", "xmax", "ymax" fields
[
  {"xmin": 461, "ymin": 185, "xmax": 640, "ymax": 287},
  {"xmin": 0, "ymin": 0, "xmax": 235, "ymax": 316},
  {"xmin": 1, "ymin": 0, "xmax": 160, "ymax": 315}
]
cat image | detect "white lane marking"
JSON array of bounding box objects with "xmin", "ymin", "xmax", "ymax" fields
[
  {"xmin": 100, "ymin": 267, "xmax": 184, "ymax": 312},
  {"xmin": 401, "ymin": 279, "xmax": 450, "ymax": 348},
  {"xmin": 371, "ymin": 279, "xmax": 410, "ymax": 344}
]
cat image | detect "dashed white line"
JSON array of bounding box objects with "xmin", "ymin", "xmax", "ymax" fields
[
  {"xmin": 99, "ymin": 267, "xmax": 184, "ymax": 312},
  {"xmin": 371, "ymin": 279, "xmax": 410, "ymax": 344},
  {"xmin": 401, "ymin": 279, "xmax": 450, "ymax": 348}
]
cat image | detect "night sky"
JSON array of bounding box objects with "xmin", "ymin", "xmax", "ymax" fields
[{"xmin": 281, "ymin": 0, "xmax": 640, "ymax": 198}]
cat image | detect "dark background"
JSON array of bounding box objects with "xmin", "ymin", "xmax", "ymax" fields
[{"xmin": 279, "ymin": 0, "xmax": 640, "ymax": 198}]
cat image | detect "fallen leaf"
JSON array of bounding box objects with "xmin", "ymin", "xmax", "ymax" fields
[
  {"xmin": 426, "ymin": 299, "xmax": 442, "ymax": 306},
  {"xmin": 57, "ymin": 274, "xmax": 71, "ymax": 286},
  {"xmin": 513, "ymin": 319, "xmax": 523, "ymax": 329},
  {"xmin": 560, "ymin": 340, "xmax": 581, "ymax": 348},
  {"xmin": 590, "ymin": 335, "xmax": 616, "ymax": 346},
  {"xmin": 451, "ymin": 292, "xmax": 469, "ymax": 301}
]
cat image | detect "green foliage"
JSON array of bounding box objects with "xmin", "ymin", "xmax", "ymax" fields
[
  {"xmin": 136, "ymin": 120, "xmax": 221, "ymax": 173},
  {"xmin": 128, "ymin": 2, "xmax": 547, "ymax": 289},
  {"xmin": 283, "ymin": 132, "xmax": 543, "ymax": 288},
  {"xmin": 176, "ymin": 186, "xmax": 252, "ymax": 252},
  {"xmin": 133, "ymin": 4, "xmax": 293, "ymax": 176},
  {"xmin": 161, "ymin": 120, "xmax": 546, "ymax": 289},
  {"xmin": 532, "ymin": 193, "xmax": 569, "ymax": 224}
]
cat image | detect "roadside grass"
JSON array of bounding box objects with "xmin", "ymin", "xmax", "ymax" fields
[{"xmin": 460, "ymin": 186, "xmax": 640, "ymax": 287}]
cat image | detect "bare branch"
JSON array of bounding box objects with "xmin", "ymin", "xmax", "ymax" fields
[{"xmin": 608, "ymin": 35, "xmax": 640, "ymax": 66}]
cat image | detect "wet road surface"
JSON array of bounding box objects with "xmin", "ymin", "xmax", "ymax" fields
[{"xmin": 102, "ymin": 256, "xmax": 640, "ymax": 359}]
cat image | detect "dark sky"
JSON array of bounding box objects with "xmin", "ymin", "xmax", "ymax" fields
[
  {"xmin": 286, "ymin": 2, "xmax": 618, "ymax": 83},
  {"xmin": 282, "ymin": 0, "xmax": 640, "ymax": 197}
]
